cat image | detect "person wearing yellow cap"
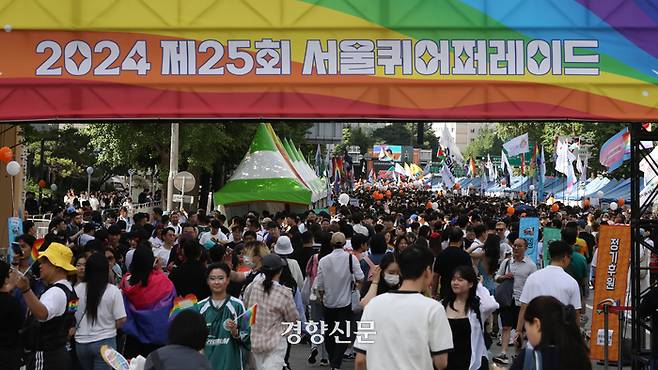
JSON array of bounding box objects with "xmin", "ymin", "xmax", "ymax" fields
[{"xmin": 13, "ymin": 242, "xmax": 78, "ymax": 370}]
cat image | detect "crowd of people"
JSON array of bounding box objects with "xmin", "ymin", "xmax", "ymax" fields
[
  {"xmin": 25, "ymin": 188, "xmax": 160, "ymax": 216},
  {"xmin": 0, "ymin": 180, "xmax": 649, "ymax": 370}
]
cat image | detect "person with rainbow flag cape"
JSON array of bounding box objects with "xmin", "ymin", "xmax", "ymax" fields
[{"xmin": 188, "ymin": 262, "xmax": 251, "ymax": 370}]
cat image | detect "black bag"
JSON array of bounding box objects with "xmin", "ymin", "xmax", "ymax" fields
[
  {"xmin": 19, "ymin": 283, "xmax": 77, "ymax": 351},
  {"xmin": 494, "ymin": 260, "xmax": 514, "ymax": 308}
]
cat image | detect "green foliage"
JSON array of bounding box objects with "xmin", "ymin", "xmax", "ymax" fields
[
  {"xmin": 348, "ymin": 127, "xmax": 375, "ymax": 154},
  {"xmin": 463, "ymin": 127, "xmax": 504, "ymax": 159},
  {"xmin": 372, "ymin": 123, "xmax": 414, "ymax": 146},
  {"xmin": 23, "ymin": 125, "xmax": 112, "ymax": 185},
  {"xmin": 494, "ymin": 122, "xmax": 630, "ymax": 177}
]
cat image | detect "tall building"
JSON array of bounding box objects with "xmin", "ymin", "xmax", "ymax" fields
[{"xmin": 432, "ymin": 122, "xmax": 496, "ymax": 152}]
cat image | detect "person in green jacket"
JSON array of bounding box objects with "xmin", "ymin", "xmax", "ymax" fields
[{"xmin": 192, "ymin": 262, "xmax": 251, "ymax": 370}]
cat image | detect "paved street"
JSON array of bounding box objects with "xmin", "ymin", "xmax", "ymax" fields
[{"xmin": 286, "ymin": 287, "xmax": 630, "ymax": 370}]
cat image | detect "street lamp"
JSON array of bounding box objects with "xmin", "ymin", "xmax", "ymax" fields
[
  {"xmin": 86, "ymin": 166, "xmax": 94, "ymax": 196},
  {"xmin": 128, "ymin": 168, "xmax": 136, "ymax": 200}
]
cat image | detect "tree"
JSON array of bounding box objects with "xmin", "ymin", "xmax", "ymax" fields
[
  {"xmin": 348, "ymin": 127, "xmax": 375, "ymax": 154},
  {"xmin": 463, "ymin": 127, "xmax": 504, "ymax": 159},
  {"xmin": 23, "ymin": 125, "xmax": 118, "ymax": 192},
  {"xmin": 495, "ymin": 121, "xmax": 630, "ymax": 178},
  {"xmin": 372, "ymin": 123, "xmax": 414, "ymax": 145}
]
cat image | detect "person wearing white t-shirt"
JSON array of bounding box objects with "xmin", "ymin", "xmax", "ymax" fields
[
  {"xmin": 74, "ymin": 253, "xmax": 127, "ymax": 370},
  {"xmin": 515, "ymin": 240, "xmax": 582, "ymax": 345},
  {"xmin": 198, "ymin": 220, "xmax": 228, "ymax": 246},
  {"xmin": 13, "ymin": 243, "xmax": 78, "ymax": 370},
  {"xmin": 153, "ymin": 227, "xmax": 176, "ymax": 272},
  {"xmin": 355, "ymin": 245, "xmax": 453, "ymax": 370}
]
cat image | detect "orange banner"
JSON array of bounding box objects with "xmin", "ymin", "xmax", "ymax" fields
[{"xmin": 590, "ymin": 225, "xmax": 631, "ymax": 362}]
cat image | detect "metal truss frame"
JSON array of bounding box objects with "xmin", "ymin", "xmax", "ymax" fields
[{"xmin": 630, "ymin": 123, "xmax": 657, "ymax": 369}]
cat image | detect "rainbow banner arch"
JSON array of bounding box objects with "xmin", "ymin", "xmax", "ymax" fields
[{"xmin": 0, "ymin": 0, "xmax": 657, "ymax": 120}]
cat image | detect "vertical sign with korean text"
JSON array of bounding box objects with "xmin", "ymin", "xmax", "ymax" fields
[
  {"xmin": 518, "ymin": 217, "xmax": 540, "ymax": 263},
  {"xmin": 590, "ymin": 225, "xmax": 631, "ymax": 362}
]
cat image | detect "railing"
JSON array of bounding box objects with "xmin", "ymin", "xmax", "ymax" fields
[{"xmin": 26, "ymin": 201, "xmax": 162, "ymax": 238}]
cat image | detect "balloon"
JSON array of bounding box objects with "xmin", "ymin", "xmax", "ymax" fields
[
  {"xmin": 6, "ymin": 160, "xmax": 20, "ymax": 176},
  {"xmin": 507, "ymin": 206, "xmax": 515, "ymax": 216},
  {"xmin": 50, "ymin": 184, "xmax": 58, "ymax": 192},
  {"xmin": 338, "ymin": 193, "xmax": 349, "ymax": 206},
  {"xmin": 610, "ymin": 202, "xmax": 618, "ymax": 211},
  {"xmin": 618, "ymin": 198, "xmax": 625, "ymax": 206},
  {"xmin": 529, "ymin": 185, "xmax": 535, "ymax": 191},
  {"xmin": 551, "ymin": 203, "xmax": 560, "ymax": 213},
  {"xmin": 583, "ymin": 199, "xmax": 590, "ymax": 208},
  {"xmin": 426, "ymin": 201, "xmax": 433, "ymax": 209},
  {"xmin": 597, "ymin": 191, "xmax": 604, "ymax": 198},
  {"xmin": 454, "ymin": 183, "xmax": 461, "ymax": 190},
  {"xmin": 0, "ymin": 146, "xmax": 12, "ymax": 163},
  {"xmin": 432, "ymin": 202, "xmax": 439, "ymax": 211},
  {"xmin": 38, "ymin": 180, "xmax": 46, "ymax": 189}
]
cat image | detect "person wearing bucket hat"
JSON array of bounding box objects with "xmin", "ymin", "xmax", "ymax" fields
[
  {"xmin": 13, "ymin": 242, "xmax": 78, "ymax": 370},
  {"xmin": 274, "ymin": 236, "xmax": 304, "ymax": 292}
]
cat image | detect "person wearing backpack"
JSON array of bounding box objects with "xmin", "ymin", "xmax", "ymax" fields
[{"xmin": 14, "ymin": 242, "xmax": 79, "ymax": 370}]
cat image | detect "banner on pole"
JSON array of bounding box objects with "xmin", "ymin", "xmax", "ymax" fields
[
  {"xmin": 541, "ymin": 227, "xmax": 561, "ymax": 268},
  {"xmin": 518, "ymin": 217, "xmax": 540, "ymax": 263},
  {"xmin": 590, "ymin": 225, "xmax": 631, "ymax": 362},
  {"xmin": 0, "ymin": 1, "xmax": 658, "ymax": 121}
]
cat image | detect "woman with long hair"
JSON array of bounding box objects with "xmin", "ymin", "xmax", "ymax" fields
[
  {"xmin": 441, "ymin": 265, "xmax": 499, "ymax": 370},
  {"xmin": 243, "ymin": 254, "xmax": 299, "ymax": 370},
  {"xmin": 480, "ymin": 234, "xmax": 501, "ymax": 295},
  {"xmin": 73, "ymin": 254, "xmax": 87, "ymax": 287},
  {"xmin": 120, "ymin": 246, "xmax": 176, "ymax": 358},
  {"xmin": 359, "ymin": 253, "xmax": 401, "ymax": 307},
  {"xmin": 510, "ymin": 296, "xmax": 591, "ymax": 370},
  {"xmin": 75, "ymin": 253, "xmax": 127, "ymax": 370}
]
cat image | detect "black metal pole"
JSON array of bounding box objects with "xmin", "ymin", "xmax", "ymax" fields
[{"xmin": 629, "ymin": 122, "xmax": 640, "ymax": 369}]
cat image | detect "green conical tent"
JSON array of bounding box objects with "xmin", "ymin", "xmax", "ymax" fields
[{"xmin": 214, "ymin": 124, "xmax": 312, "ymax": 206}]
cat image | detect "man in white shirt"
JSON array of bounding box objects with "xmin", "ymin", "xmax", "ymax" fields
[
  {"xmin": 154, "ymin": 227, "xmax": 176, "ymax": 271},
  {"xmin": 493, "ymin": 238, "xmax": 536, "ymax": 365},
  {"xmin": 355, "ymin": 245, "xmax": 453, "ymax": 370},
  {"xmin": 515, "ymin": 240, "xmax": 582, "ymax": 345},
  {"xmin": 316, "ymin": 232, "xmax": 364, "ymax": 370},
  {"xmin": 167, "ymin": 212, "xmax": 182, "ymax": 236},
  {"xmin": 13, "ymin": 243, "xmax": 78, "ymax": 370},
  {"xmin": 199, "ymin": 220, "xmax": 228, "ymax": 247}
]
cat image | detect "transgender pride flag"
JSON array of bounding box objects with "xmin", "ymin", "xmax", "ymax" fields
[{"xmin": 600, "ymin": 128, "xmax": 630, "ymax": 173}]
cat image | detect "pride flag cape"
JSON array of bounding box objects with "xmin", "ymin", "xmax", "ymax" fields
[
  {"xmin": 122, "ymin": 279, "xmax": 176, "ymax": 345},
  {"xmin": 169, "ymin": 294, "xmax": 198, "ymax": 319}
]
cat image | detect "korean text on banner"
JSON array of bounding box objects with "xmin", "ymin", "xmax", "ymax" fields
[
  {"xmin": 590, "ymin": 225, "xmax": 631, "ymax": 362},
  {"xmin": 518, "ymin": 217, "xmax": 540, "ymax": 263},
  {"xmin": 541, "ymin": 227, "xmax": 561, "ymax": 268}
]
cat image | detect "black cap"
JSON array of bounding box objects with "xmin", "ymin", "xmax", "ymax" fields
[{"xmin": 261, "ymin": 254, "xmax": 287, "ymax": 271}]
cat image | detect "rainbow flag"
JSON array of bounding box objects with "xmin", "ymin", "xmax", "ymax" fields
[
  {"xmin": 237, "ymin": 304, "xmax": 257, "ymax": 329},
  {"xmin": 31, "ymin": 239, "xmax": 43, "ymax": 261},
  {"xmin": 468, "ymin": 158, "xmax": 477, "ymax": 178},
  {"xmin": 169, "ymin": 294, "xmax": 198, "ymax": 319}
]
